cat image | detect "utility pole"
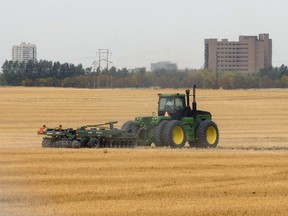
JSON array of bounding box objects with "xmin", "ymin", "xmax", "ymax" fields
[
  {"xmin": 97, "ymin": 51, "xmax": 101, "ymax": 88},
  {"xmin": 92, "ymin": 60, "xmax": 97, "ymax": 89}
]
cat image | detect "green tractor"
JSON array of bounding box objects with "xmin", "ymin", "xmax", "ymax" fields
[{"xmin": 122, "ymin": 85, "xmax": 219, "ymax": 148}]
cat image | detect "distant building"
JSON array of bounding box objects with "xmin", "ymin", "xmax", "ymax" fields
[
  {"xmin": 151, "ymin": 61, "xmax": 177, "ymax": 72},
  {"xmin": 204, "ymin": 33, "xmax": 272, "ymax": 73},
  {"xmin": 12, "ymin": 42, "xmax": 37, "ymax": 63},
  {"xmin": 128, "ymin": 67, "xmax": 146, "ymax": 73}
]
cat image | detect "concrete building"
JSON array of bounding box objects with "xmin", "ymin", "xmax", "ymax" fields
[
  {"xmin": 151, "ymin": 61, "xmax": 177, "ymax": 72},
  {"xmin": 128, "ymin": 67, "xmax": 146, "ymax": 73},
  {"xmin": 204, "ymin": 33, "xmax": 272, "ymax": 73},
  {"xmin": 12, "ymin": 42, "xmax": 37, "ymax": 63}
]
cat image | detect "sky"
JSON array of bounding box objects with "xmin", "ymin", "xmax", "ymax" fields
[{"xmin": 1, "ymin": 0, "xmax": 288, "ymax": 70}]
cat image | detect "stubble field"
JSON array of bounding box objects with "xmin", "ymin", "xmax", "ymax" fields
[{"xmin": 0, "ymin": 87, "xmax": 287, "ymax": 215}]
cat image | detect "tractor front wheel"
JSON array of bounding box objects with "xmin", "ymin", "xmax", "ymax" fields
[
  {"xmin": 163, "ymin": 120, "xmax": 186, "ymax": 148},
  {"xmin": 197, "ymin": 120, "xmax": 219, "ymax": 148}
]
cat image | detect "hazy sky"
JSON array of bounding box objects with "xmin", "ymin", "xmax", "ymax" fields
[{"xmin": 1, "ymin": 0, "xmax": 288, "ymax": 70}]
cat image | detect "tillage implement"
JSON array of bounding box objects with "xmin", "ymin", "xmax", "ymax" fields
[{"xmin": 38, "ymin": 121, "xmax": 137, "ymax": 148}]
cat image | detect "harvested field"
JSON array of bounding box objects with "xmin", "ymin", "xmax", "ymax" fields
[{"xmin": 0, "ymin": 87, "xmax": 288, "ymax": 215}]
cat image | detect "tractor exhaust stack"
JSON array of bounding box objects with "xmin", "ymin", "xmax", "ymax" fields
[
  {"xmin": 185, "ymin": 89, "xmax": 190, "ymax": 109},
  {"xmin": 192, "ymin": 85, "xmax": 197, "ymax": 111}
]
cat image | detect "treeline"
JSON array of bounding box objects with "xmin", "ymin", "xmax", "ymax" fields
[
  {"xmin": 1, "ymin": 60, "xmax": 288, "ymax": 89},
  {"xmin": 0, "ymin": 60, "xmax": 87, "ymax": 86}
]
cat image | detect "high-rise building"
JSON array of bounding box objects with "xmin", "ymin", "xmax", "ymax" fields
[
  {"xmin": 204, "ymin": 33, "xmax": 272, "ymax": 73},
  {"xmin": 151, "ymin": 61, "xmax": 177, "ymax": 72},
  {"xmin": 12, "ymin": 42, "xmax": 37, "ymax": 63}
]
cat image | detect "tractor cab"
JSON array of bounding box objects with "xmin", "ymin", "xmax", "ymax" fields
[
  {"xmin": 158, "ymin": 93, "xmax": 187, "ymax": 120},
  {"xmin": 158, "ymin": 85, "xmax": 211, "ymax": 120}
]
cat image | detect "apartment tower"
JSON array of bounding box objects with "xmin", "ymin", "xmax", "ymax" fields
[
  {"xmin": 12, "ymin": 42, "xmax": 37, "ymax": 63},
  {"xmin": 204, "ymin": 33, "xmax": 272, "ymax": 73}
]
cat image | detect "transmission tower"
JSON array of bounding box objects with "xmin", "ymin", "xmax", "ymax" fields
[{"xmin": 96, "ymin": 49, "xmax": 112, "ymax": 88}]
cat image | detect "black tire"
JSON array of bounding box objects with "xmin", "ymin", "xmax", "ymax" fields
[
  {"xmin": 153, "ymin": 120, "xmax": 168, "ymax": 147},
  {"xmin": 131, "ymin": 124, "xmax": 139, "ymax": 134},
  {"xmin": 121, "ymin": 121, "xmax": 134, "ymax": 131},
  {"xmin": 71, "ymin": 140, "xmax": 81, "ymax": 148},
  {"xmin": 197, "ymin": 120, "xmax": 219, "ymax": 148},
  {"xmin": 61, "ymin": 140, "xmax": 70, "ymax": 148},
  {"xmin": 42, "ymin": 138, "xmax": 52, "ymax": 147},
  {"xmin": 122, "ymin": 121, "xmax": 144, "ymax": 146},
  {"xmin": 163, "ymin": 120, "xmax": 187, "ymax": 148},
  {"xmin": 128, "ymin": 140, "xmax": 136, "ymax": 148},
  {"xmin": 80, "ymin": 138, "xmax": 90, "ymax": 147},
  {"xmin": 122, "ymin": 121, "xmax": 139, "ymax": 135},
  {"xmin": 87, "ymin": 138, "xmax": 100, "ymax": 148}
]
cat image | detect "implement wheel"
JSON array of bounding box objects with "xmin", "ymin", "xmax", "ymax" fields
[
  {"xmin": 197, "ymin": 120, "xmax": 219, "ymax": 148},
  {"xmin": 71, "ymin": 140, "xmax": 81, "ymax": 148},
  {"xmin": 42, "ymin": 138, "xmax": 52, "ymax": 148},
  {"xmin": 163, "ymin": 120, "xmax": 186, "ymax": 148},
  {"xmin": 87, "ymin": 138, "xmax": 100, "ymax": 148},
  {"xmin": 80, "ymin": 138, "xmax": 90, "ymax": 147}
]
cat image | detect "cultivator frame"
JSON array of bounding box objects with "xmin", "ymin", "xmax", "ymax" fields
[{"xmin": 38, "ymin": 121, "xmax": 137, "ymax": 148}]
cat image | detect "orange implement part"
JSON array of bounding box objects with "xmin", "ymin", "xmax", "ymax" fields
[{"xmin": 39, "ymin": 127, "xmax": 44, "ymax": 134}]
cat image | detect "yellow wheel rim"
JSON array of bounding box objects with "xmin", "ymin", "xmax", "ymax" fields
[
  {"xmin": 172, "ymin": 126, "xmax": 184, "ymax": 145},
  {"xmin": 206, "ymin": 126, "xmax": 217, "ymax": 145}
]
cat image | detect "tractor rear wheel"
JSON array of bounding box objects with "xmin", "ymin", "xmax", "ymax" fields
[
  {"xmin": 197, "ymin": 120, "xmax": 219, "ymax": 148},
  {"xmin": 131, "ymin": 124, "xmax": 140, "ymax": 135},
  {"xmin": 153, "ymin": 120, "xmax": 168, "ymax": 147},
  {"xmin": 121, "ymin": 121, "xmax": 139, "ymax": 136},
  {"xmin": 136, "ymin": 127, "xmax": 152, "ymax": 146},
  {"xmin": 163, "ymin": 120, "xmax": 186, "ymax": 148},
  {"xmin": 121, "ymin": 121, "xmax": 134, "ymax": 132},
  {"xmin": 122, "ymin": 120, "xmax": 150, "ymax": 146}
]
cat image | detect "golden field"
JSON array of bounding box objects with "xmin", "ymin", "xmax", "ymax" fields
[{"xmin": 0, "ymin": 87, "xmax": 288, "ymax": 215}]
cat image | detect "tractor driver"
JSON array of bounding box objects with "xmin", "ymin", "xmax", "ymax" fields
[{"xmin": 165, "ymin": 99, "xmax": 174, "ymax": 109}]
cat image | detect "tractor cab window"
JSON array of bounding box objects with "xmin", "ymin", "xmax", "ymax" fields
[
  {"xmin": 159, "ymin": 97, "xmax": 174, "ymax": 111},
  {"xmin": 175, "ymin": 97, "xmax": 185, "ymax": 110}
]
